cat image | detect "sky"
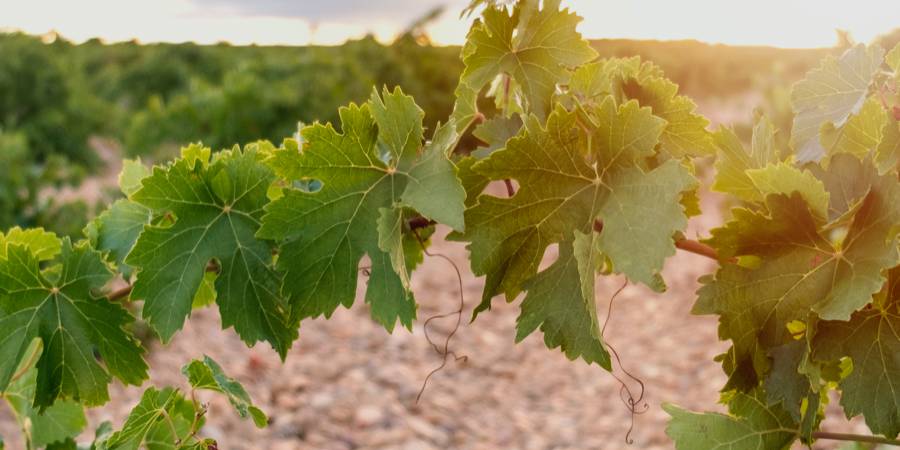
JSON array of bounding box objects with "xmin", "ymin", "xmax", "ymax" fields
[{"xmin": 1, "ymin": 0, "xmax": 899, "ymax": 48}]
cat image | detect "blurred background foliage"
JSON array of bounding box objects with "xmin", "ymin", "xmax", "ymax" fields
[{"xmin": 1, "ymin": 21, "xmax": 890, "ymax": 238}]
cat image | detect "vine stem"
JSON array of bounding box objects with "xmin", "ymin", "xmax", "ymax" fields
[{"xmin": 811, "ymin": 431, "xmax": 900, "ymax": 446}]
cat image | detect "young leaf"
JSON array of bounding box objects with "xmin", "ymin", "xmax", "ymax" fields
[
  {"xmin": 258, "ymin": 88, "xmax": 465, "ymax": 331},
  {"xmin": 621, "ymin": 74, "xmax": 715, "ymax": 157},
  {"xmin": 0, "ymin": 237, "xmax": 147, "ymax": 408},
  {"xmin": 118, "ymin": 158, "xmax": 151, "ymax": 198},
  {"xmin": 84, "ymin": 199, "xmax": 150, "ymax": 279},
  {"xmin": 791, "ymin": 44, "xmax": 884, "ymax": 163},
  {"xmin": 85, "ymin": 158, "xmax": 152, "ymax": 278},
  {"xmin": 820, "ymin": 97, "xmax": 887, "ymax": 162},
  {"xmin": 712, "ymin": 119, "xmax": 780, "ymax": 203},
  {"xmin": 126, "ymin": 145, "xmax": 296, "ymax": 358},
  {"xmin": 0, "ymin": 227, "xmax": 62, "ymax": 261},
  {"xmin": 100, "ymin": 387, "xmax": 195, "ymax": 450},
  {"xmin": 183, "ymin": 356, "xmax": 267, "ymax": 428},
  {"xmin": 456, "ymin": 0, "xmax": 596, "ymax": 120}
]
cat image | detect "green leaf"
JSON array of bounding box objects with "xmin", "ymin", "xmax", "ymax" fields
[
  {"xmin": 85, "ymin": 199, "xmax": 151, "ymax": 279},
  {"xmin": 0, "ymin": 227, "xmax": 61, "ymax": 261},
  {"xmin": 258, "ymin": 89, "xmax": 465, "ymax": 331},
  {"xmin": 191, "ymin": 271, "xmax": 217, "ymax": 309},
  {"xmin": 471, "ymin": 115, "xmax": 522, "ymax": 159},
  {"xmin": 811, "ymin": 153, "xmax": 877, "ymax": 222},
  {"xmin": 764, "ymin": 340, "xmax": 810, "ymax": 421},
  {"xmin": 812, "ymin": 272, "xmax": 900, "ymax": 438},
  {"xmin": 515, "ymin": 232, "xmax": 610, "ymax": 368},
  {"xmin": 118, "ymin": 158, "xmax": 151, "ymax": 198},
  {"xmin": 568, "ymin": 57, "xmax": 663, "ymax": 104},
  {"xmin": 400, "ymin": 121, "xmax": 466, "ymax": 231},
  {"xmin": 455, "ymin": 156, "xmax": 490, "ymax": 208},
  {"xmin": 791, "ymin": 44, "xmax": 884, "ymax": 163},
  {"xmin": 457, "ymin": 0, "xmax": 596, "ymax": 120},
  {"xmin": 712, "ymin": 118, "xmax": 780, "ymax": 203},
  {"xmin": 876, "ymin": 119, "xmax": 900, "ymax": 174},
  {"xmin": 821, "ymin": 97, "xmax": 887, "ymax": 162},
  {"xmin": 664, "ymin": 391, "xmax": 798, "ymax": 450},
  {"xmin": 887, "ymin": 43, "xmax": 900, "ymax": 73},
  {"xmin": 0, "ymin": 237, "xmax": 147, "ymax": 408},
  {"xmin": 458, "ymin": 106, "xmax": 694, "ymax": 317},
  {"xmin": 182, "ymin": 355, "xmax": 267, "ymax": 428},
  {"xmin": 695, "ymin": 165, "xmax": 900, "ymax": 380},
  {"xmin": 589, "ymin": 97, "xmax": 667, "ymax": 170},
  {"xmin": 3, "ymin": 341, "xmax": 87, "ymax": 448},
  {"xmin": 745, "ymin": 162, "xmax": 829, "ymax": 221},
  {"xmin": 102, "ymin": 387, "xmax": 195, "ymax": 450},
  {"xmin": 126, "ymin": 145, "xmax": 296, "ymax": 358},
  {"xmin": 621, "ymin": 75, "xmax": 715, "ymax": 157}
]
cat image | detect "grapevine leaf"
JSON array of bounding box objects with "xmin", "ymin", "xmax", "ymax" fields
[
  {"xmin": 745, "ymin": 163, "xmax": 829, "ymax": 221},
  {"xmin": 821, "ymin": 97, "xmax": 887, "ymax": 162},
  {"xmin": 101, "ymin": 387, "xmax": 195, "ymax": 450},
  {"xmin": 0, "ymin": 237, "xmax": 147, "ymax": 409},
  {"xmin": 791, "ymin": 44, "xmax": 884, "ymax": 163},
  {"xmin": 4, "ymin": 341, "xmax": 87, "ymax": 447},
  {"xmin": 889, "ymin": 43, "xmax": 900, "ymax": 73},
  {"xmin": 400, "ymin": 121, "xmax": 466, "ymax": 231},
  {"xmin": 183, "ymin": 356, "xmax": 267, "ymax": 428},
  {"xmin": 459, "ymin": 106, "xmax": 694, "ymax": 316},
  {"xmin": 568, "ymin": 57, "xmax": 663, "ymax": 104},
  {"xmin": 664, "ymin": 391, "xmax": 797, "ymax": 450},
  {"xmin": 455, "ymin": 156, "xmax": 490, "ymax": 208},
  {"xmin": 85, "ymin": 200, "xmax": 150, "ymax": 279},
  {"xmin": 457, "ymin": 0, "xmax": 596, "ymax": 119},
  {"xmin": 191, "ymin": 272, "xmax": 217, "ymax": 309},
  {"xmin": 595, "ymin": 160, "xmax": 696, "ymax": 290},
  {"xmin": 798, "ymin": 391, "xmax": 824, "ymax": 444},
  {"xmin": 876, "ymin": 119, "xmax": 900, "ymax": 174},
  {"xmin": 471, "ymin": 115, "xmax": 521, "ymax": 158},
  {"xmin": 712, "ymin": 119, "xmax": 780, "ymax": 203},
  {"xmin": 590, "ymin": 97, "xmax": 667, "ymax": 169},
  {"xmin": 126, "ymin": 145, "xmax": 296, "ymax": 357},
  {"xmin": 764, "ymin": 340, "xmax": 809, "ymax": 421},
  {"xmin": 811, "ymin": 153, "xmax": 877, "ymax": 222},
  {"xmin": 86, "ymin": 158, "xmax": 153, "ymax": 278},
  {"xmin": 812, "ymin": 272, "xmax": 900, "ymax": 438},
  {"xmin": 621, "ymin": 75, "xmax": 715, "ymax": 157},
  {"xmin": 118, "ymin": 158, "xmax": 151, "ymax": 197},
  {"xmin": 515, "ymin": 232, "xmax": 610, "ymax": 368},
  {"xmin": 0, "ymin": 227, "xmax": 61, "ymax": 261},
  {"xmin": 696, "ymin": 167, "xmax": 900, "ymax": 379},
  {"xmin": 258, "ymin": 89, "xmax": 465, "ymax": 331}
]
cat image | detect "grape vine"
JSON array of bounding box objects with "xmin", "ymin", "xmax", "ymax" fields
[{"xmin": 1, "ymin": 0, "xmax": 900, "ymax": 448}]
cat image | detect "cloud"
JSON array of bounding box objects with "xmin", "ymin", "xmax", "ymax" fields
[{"xmin": 187, "ymin": 0, "xmax": 468, "ymax": 23}]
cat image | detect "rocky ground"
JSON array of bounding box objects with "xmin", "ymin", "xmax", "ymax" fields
[{"xmin": 0, "ymin": 183, "xmax": 874, "ymax": 450}]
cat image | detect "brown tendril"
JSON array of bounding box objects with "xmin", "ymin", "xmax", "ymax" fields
[
  {"xmin": 601, "ymin": 279, "xmax": 649, "ymax": 445},
  {"xmin": 411, "ymin": 228, "xmax": 468, "ymax": 404}
]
